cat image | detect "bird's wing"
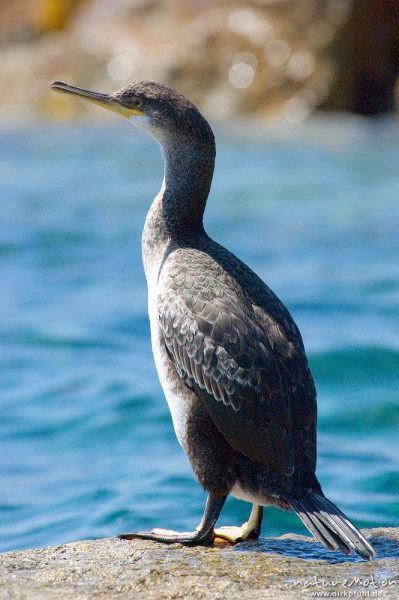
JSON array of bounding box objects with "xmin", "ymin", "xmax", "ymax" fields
[{"xmin": 158, "ymin": 256, "xmax": 315, "ymax": 476}]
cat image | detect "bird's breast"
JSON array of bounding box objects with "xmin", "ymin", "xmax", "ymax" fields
[{"xmin": 145, "ymin": 262, "xmax": 193, "ymax": 450}]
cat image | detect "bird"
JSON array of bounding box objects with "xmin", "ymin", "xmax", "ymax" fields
[{"xmin": 50, "ymin": 79, "xmax": 375, "ymax": 560}]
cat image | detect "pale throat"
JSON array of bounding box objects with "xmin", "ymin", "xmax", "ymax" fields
[{"xmin": 128, "ymin": 114, "xmax": 152, "ymax": 133}]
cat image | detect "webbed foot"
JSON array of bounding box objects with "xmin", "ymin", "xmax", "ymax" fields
[
  {"xmin": 118, "ymin": 493, "xmax": 227, "ymax": 546},
  {"xmin": 118, "ymin": 527, "xmax": 213, "ymax": 545},
  {"xmin": 214, "ymin": 505, "xmax": 263, "ymax": 544}
]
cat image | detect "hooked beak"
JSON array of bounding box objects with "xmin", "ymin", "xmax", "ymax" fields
[{"xmin": 49, "ymin": 81, "xmax": 144, "ymax": 118}]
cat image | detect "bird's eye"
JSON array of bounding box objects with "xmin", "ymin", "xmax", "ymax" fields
[{"xmin": 131, "ymin": 98, "xmax": 143, "ymax": 109}]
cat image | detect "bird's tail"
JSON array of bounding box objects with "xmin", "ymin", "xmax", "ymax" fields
[{"xmin": 287, "ymin": 491, "xmax": 375, "ymax": 560}]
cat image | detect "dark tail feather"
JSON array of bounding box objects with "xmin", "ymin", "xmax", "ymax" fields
[{"xmin": 287, "ymin": 491, "xmax": 375, "ymax": 560}]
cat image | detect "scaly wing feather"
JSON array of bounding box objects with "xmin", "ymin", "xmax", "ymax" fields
[{"xmin": 158, "ymin": 249, "xmax": 316, "ymax": 476}]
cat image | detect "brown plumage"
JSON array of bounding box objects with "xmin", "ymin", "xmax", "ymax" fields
[
  {"xmin": 50, "ymin": 79, "xmax": 375, "ymax": 560},
  {"xmin": 158, "ymin": 241, "xmax": 316, "ymax": 479}
]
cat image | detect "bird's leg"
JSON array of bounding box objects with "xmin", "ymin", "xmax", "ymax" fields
[
  {"xmin": 118, "ymin": 493, "xmax": 227, "ymax": 545},
  {"xmin": 214, "ymin": 504, "xmax": 263, "ymax": 544}
]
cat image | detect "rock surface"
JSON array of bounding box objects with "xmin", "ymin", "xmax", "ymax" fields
[{"xmin": 0, "ymin": 528, "xmax": 398, "ymax": 599}]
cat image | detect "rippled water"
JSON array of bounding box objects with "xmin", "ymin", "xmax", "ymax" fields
[{"xmin": 1, "ymin": 117, "xmax": 398, "ymax": 553}]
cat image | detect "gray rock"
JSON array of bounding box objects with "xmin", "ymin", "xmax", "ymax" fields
[{"xmin": 0, "ymin": 528, "xmax": 398, "ymax": 599}]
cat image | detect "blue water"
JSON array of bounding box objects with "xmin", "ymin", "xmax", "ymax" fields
[{"xmin": 1, "ymin": 117, "xmax": 398, "ymax": 553}]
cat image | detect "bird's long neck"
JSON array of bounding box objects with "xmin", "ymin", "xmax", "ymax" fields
[{"xmin": 142, "ymin": 134, "xmax": 215, "ymax": 278}]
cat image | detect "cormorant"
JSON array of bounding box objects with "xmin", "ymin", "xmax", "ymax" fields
[{"xmin": 50, "ymin": 80, "xmax": 375, "ymax": 560}]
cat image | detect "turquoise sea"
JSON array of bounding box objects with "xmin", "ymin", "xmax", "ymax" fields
[{"xmin": 1, "ymin": 117, "xmax": 398, "ymax": 555}]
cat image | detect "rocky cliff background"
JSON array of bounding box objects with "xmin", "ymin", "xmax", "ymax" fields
[{"xmin": 1, "ymin": 0, "xmax": 398, "ymax": 122}]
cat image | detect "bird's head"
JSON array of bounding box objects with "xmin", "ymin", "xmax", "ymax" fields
[{"xmin": 49, "ymin": 80, "xmax": 214, "ymax": 149}]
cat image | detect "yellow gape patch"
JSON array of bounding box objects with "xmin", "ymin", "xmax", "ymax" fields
[{"xmin": 49, "ymin": 81, "xmax": 145, "ymax": 119}]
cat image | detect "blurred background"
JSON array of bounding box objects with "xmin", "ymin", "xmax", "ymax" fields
[
  {"xmin": 1, "ymin": 0, "xmax": 399, "ymax": 555},
  {"xmin": 1, "ymin": 0, "xmax": 399, "ymax": 120}
]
